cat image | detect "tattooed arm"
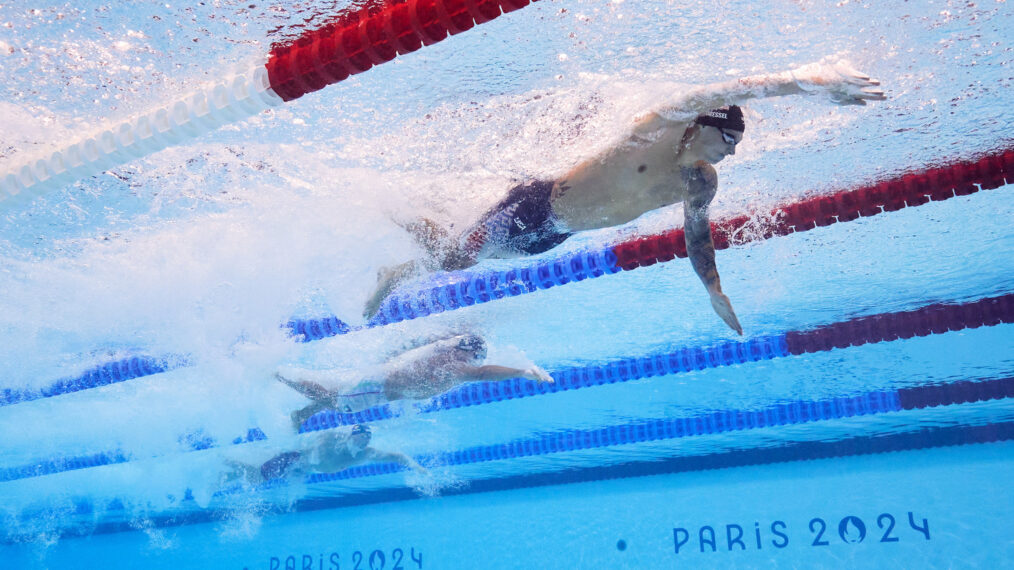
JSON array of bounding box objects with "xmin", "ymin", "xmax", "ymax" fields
[{"xmin": 683, "ymin": 164, "xmax": 743, "ymax": 335}]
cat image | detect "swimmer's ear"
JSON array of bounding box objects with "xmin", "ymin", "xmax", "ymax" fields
[{"xmin": 680, "ymin": 124, "xmax": 701, "ymax": 147}]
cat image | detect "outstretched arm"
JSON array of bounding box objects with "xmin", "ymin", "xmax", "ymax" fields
[
  {"xmin": 683, "ymin": 165, "xmax": 743, "ymax": 335},
  {"xmin": 640, "ymin": 59, "xmax": 885, "ymax": 131},
  {"xmin": 463, "ymin": 364, "xmax": 554, "ymax": 383},
  {"xmin": 365, "ymin": 448, "xmax": 428, "ymax": 473},
  {"xmin": 382, "ymin": 331, "xmax": 463, "ymax": 359}
]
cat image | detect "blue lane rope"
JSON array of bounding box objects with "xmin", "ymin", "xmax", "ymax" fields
[
  {"xmin": 10, "ymin": 420, "xmax": 1011, "ymax": 544},
  {"xmin": 306, "ymin": 388, "xmax": 906, "ymax": 483},
  {"xmin": 0, "ymin": 355, "xmax": 187, "ymax": 407},
  {"xmin": 2, "ymin": 374, "xmax": 1009, "ymax": 484},
  {"xmin": 312, "ymin": 377, "xmax": 1013, "ymax": 485},
  {"xmin": 286, "ymin": 246, "xmax": 620, "ymax": 337},
  {"xmin": 0, "ymin": 247, "xmax": 619, "ymax": 408},
  {"xmin": 301, "ymin": 334, "xmax": 790, "ymax": 432}
]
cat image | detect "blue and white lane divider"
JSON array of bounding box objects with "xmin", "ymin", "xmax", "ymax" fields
[{"xmin": 1, "ymin": 374, "xmax": 1010, "ymax": 484}]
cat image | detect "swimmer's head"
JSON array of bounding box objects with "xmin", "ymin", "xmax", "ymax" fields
[
  {"xmin": 686, "ymin": 106, "xmax": 744, "ymax": 164},
  {"xmin": 348, "ymin": 424, "xmax": 372, "ymax": 452},
  {"xmin": 454, "ymin": 334, "xmax": 488, "ymax": 361},
  {"xmin": 694, "ymin": 106, "xmax": 745, "ymax": 133}
]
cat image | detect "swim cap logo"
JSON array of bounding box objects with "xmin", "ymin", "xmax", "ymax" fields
[{"xmin": 695, "ymin": 105, "xmax": 746, "ymax": 132}]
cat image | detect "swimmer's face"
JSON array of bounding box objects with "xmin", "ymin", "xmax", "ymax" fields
[
  {"xmin": 696, "ymin": 126, "xmax": 743, "ymax": 164},
  {"xmin": 348, "ymin": 432, "xmax": 371, "ymax": 453}
]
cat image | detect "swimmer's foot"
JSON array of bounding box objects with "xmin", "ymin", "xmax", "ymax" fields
[
  {"xmin": 363, "ymin": 261, "xmax": 418, "ymax": 319},
  {"xmin": 275, "ymin": 372, "xmax": 295, "ymax": 390}
]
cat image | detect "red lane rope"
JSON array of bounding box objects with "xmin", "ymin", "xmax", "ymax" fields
[
  {"xmin": 612, "ymin": 147, "xmax": 1014, "ymax": 270},
  {"xmin": 265, "ymin": 0, "xmax": 536, "ymax": 101}
]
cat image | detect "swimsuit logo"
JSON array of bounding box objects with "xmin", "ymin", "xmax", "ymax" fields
[{"xmin": 514, "ymin": 217, "xmax": 527, "ymax": 230}]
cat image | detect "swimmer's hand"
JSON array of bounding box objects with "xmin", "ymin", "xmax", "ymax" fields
[
  {"xmin": 791, "ymin": 60, "xmax": 886, "ymax": 106},
  {"xmin": 523, "ymin": 366, "xmax": 554, "ymax": 384},
  {"xmin": 709, "ymin": 290, "xmax": 743, "ymax": 336}
]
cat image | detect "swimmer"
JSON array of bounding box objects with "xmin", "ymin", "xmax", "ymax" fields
[
  {"xmin": 364, "ymin": 59, "xmax": 887, "ymax": 334},
  {"xmin": 225, "ymin": 424, "xmax": 424, "ymax": 486},
  {"xmin": 276, "ymin": 333, "xmax": 553, "ymax": 429}
]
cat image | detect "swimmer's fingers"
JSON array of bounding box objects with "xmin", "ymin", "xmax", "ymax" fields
[
  {"xmin": 709, "ymin": 291, "xmax": 743, "ymax": 336},
  {"xmin": 526, "ymin": 366, "xmax": 554, "ymax": 383},
  {"xmin": 831, "ymin": 64, "xmax": 886, "ymax": 103},
  {"xmin": 859, "ymin": 87, "xmax": 887, "ymax": 100},
  {"xmin": 831, "ymin": 61, "xmax": 882, "ymax": 87},
  {"xmin": 830, "ymin": 86, "xmax": 887, "ymax": 106},
  {"xmin": 838, "ymin": 66, "xmax": 871, "ymax": 85},
  {"xmin": 794, "ymin": 60, "xmax": 886, "ymax": 105}
]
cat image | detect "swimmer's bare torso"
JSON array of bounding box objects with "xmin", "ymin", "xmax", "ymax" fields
[{"xmin": 550, "ymin": 118, "xmax": 700, "ymax": 231}]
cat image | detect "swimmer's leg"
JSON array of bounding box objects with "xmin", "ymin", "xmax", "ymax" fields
[
  {"xmin": 275, "ymin": 372, "xmax": 333, "ymax": 403},
  {"xmin": 362, "ymin": 260, "xmax": 421, "ymax": 319},
  {"xmin": 363, "ymin": 218, "xmax": 481, "ymax": 318},
  {"xmin": 276, "ymin": 372, "xmax": 350, "ymax": 430},
  {"xmin": 407, "ymin": 217, "xmax": 481, "ymax": 271},
  {"xmin": 400, "ymin": 218, "xmax": 451, "ymax": 255},
  {"xmin": 223, "ymin": 460, "xmax": 262, "ymax": 487},
  {"xmin": 290, "ymin": 400, "xmax": 330, "ymax": 431}
]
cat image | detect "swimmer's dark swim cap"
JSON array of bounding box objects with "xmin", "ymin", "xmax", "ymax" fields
[
  {"xmin": 695, "ymin": 105, "xmax": 745, "ymax": 132},
  {"xmin": 456, "ymin": 334, "xmax": 488, "ymax": 359},
  {"xmin": 350, "ymin": 424, "xmax": 371, "ymax": 437}
]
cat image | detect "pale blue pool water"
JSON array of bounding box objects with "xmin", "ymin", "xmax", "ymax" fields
[{"xmin": 0, "ymin": 1, "xmax": 1011, "ymax": 568}]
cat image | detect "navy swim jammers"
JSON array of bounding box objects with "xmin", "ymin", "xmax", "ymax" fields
[{"xmin": 461, "ymin": 180, "xmax": 572, "ymax": 258}]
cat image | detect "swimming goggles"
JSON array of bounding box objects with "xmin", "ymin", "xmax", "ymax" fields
[{"xmin": 719, "ymin": 128, "xmax": 739, "ymax": 146}]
